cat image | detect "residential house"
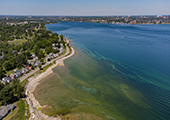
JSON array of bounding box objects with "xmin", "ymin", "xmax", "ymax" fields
[
  {"xmin": 59, "ymin": 47, "xmax": 64, "ymax": 54},
  {"xmin": 60, "ymin": 43, "xmax": 64, "ymax": 48},
  {"xmin": 53, "ymin": 46, "xmax": 57, "ymax": 49},
  {"xmin": 35, "ymin": 57, "xmax": 38, "ymax": 60},
  {"xmin": 29, "ymin": 66, "xmax": 32, "ymax": 70},
  {"xmin": 24, "ymin": 21, "xmax": 28, "ymax": 24},
  {"xmin": 34, "ymin": 61, "xmax": 42, "ymax": 67},
  {"xmin": 32, "ymin": 53, "xmax": 36, "ymax": 58},
  {"xmin": 0, "ymin": 56, "xmax": 4, "ymax": 59},
  {"xmin": 2, "ymin": 76, "xmax": 12, "ymax": 84},
  {"xmin": 12, "ymin": 50, "xmax": 16, "ymax": 54},
  {"xmin": 0, "ymin": 104, "xmax": 16, "ymax": 120},
  {"xmin": 10, "ymin": 73, "xmax": 16, "ymax": 80},
  {"xmin": 28, "ymin": 61, "xmax": 35, "ymax": 66},
  {"xmin": 49, "ymin": 53, "xmax": 53, "ymax": 56},
  {"xmin": 22, "ymin": 68, "xmax": 27, "ymax": 74},
  {"xmin": 25, "ymin": 67, "xmax": 31, "ymax": 73},
  {"xmin": 22, "ymin": 66, "xmax": 31, "ymax": 74},
  {"xmin": 53, "ymin": 53, "xmax": 59, "ymax": 58},
  {"xmin": 51, "ymin": 55, "xmax": 54, "ymax": 59},
  {"xmin": 15, "ymin": 70, "xmax": 22, "ymax": 78},
  {"xmin": 14, "ymin": 69, "xmax": 18, "ymax": 72},
  {"xmin": 45, "ymin": 56, "xmax": 51, "ymax": 61},
  {"xmin": 58, "ymin": 38, "xmax": 61, "ymax": 42}
]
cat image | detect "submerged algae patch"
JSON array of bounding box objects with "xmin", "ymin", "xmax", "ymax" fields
[
  {"xmin": 34, "ymin": 50, "xmax": 152, "ymax": 120},
  {"xmin": 80, "ymin": 86, "xmax": 97, "ymax": 94},
  {"xmin": 120, "ymin": 84, "xmax": 150, "ymax": 108}
]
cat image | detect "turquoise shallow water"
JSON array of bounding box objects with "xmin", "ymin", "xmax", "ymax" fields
[{"xmin": 46, "ymin": 22, "xmax": 170, "ymax": 120}]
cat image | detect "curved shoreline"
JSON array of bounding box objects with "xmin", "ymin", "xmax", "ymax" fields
[{"xmin": 26, "ymin": 42, "xmax": 75, "ymax": 120}]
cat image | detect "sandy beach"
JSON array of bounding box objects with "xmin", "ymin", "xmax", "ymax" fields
[{"xmin": 25, "ymin": 40, "xmax": 75, "ymax": 120}]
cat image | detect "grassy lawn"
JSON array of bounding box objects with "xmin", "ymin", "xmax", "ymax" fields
[
  {"xmin": 39, "ymin": 63, "xmax": 53, "ymax": 74},
  {"xmin": 42, "ymin": 63, "xmax": 53, "ymax": 72},
  {"xmin": 6, "ymin": 69, "xmax": 15, "ymax": 75},
  {"xmin": 3, "ymin": 99, "xmax": 30, "ymax": 120},
  {"xmin": 65, "ymin": 46, "xmax": 72, "ymax": 57},
  {"xmin": 8, "ymin": 34, "xmax": 35, "ymax": 46},
  {"xmin": 8, "ymin": 39, "xmax": 27, "ymax": 46},
  {"xmin": 20, "ymin": 79, "xmax": 28, "ymax": 88}
]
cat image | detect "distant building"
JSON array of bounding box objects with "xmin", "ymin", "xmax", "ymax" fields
[
  {"xmin": 129, "ymin": 20, "xmax": 137, "ymax": 24},
  {"xmin": 24, "ymin": 21, "xmax": 28, "ymax": 24}
]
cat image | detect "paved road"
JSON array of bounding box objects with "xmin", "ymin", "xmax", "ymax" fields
[{"xmin": 19, "ymin": 46, "xmax": 69, "ymax": 82}]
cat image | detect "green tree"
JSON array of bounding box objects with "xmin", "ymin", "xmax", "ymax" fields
[
  {"xmin": 37, "ymin": 50, "xmax": 45, "ymax": 60},
  {"xmin": 25, "ymin": 51, "xmax": 32, "ymax": 59},
  {"xmin": 0, "ymin": 85, "xmax": 15, "ymax": 105},
  {"xmin": 40, "ymin": 58, "xmax": 45, "ymax": 65},
  {"xmin": 0, "ymin": 79, "xmax": 24, "ymax": 105},
  {"xmin": 0, "ymin": 65, "xmax": 6, "ymax": 79},
  {"xmin": 45, "ymin": 46, "xmax": 52, "ymax": 54},
  {"xmin": 3, "ymin": 61, "xmax": 11, "ymax": 71},
  {"xmin": 11, "ymin": 79, "xmax": 24, "ymax": 98},
  {"xmin": 53, "ymin": 49, "xmax": 60, "ymax": 54},
  {"xmin": 31, "ymin": 66, "xmax": 35, "ymax": 70},
  {"xmin": 60, "ymin": 34, "xmax": 64, "ymax": 41},
  {"xmin": 38, "ymin": 65, "xmax": 42, "ymax": 70}
]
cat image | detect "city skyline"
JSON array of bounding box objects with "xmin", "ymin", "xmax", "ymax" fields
[{"xmin": 0, "ymin": 0, "xmax": 170, "ymax": 16}]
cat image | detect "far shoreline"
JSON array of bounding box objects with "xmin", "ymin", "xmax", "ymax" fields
[{"xmin": 54, "ymin": 21, "xmax": 170, "ymax": 25}]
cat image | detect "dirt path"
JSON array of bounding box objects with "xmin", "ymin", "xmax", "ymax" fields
[{"xmin": 25, "ymin": 46, "xmax": 75, "ymax": 120}]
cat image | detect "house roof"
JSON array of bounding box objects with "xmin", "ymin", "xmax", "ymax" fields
[
  {"xmin": 0, "ymin": 104, "xmax": 16, "ymax": 119},
  {"xmin": 2, "ymin": 76, "xmax": 12, "ymax": 81}
]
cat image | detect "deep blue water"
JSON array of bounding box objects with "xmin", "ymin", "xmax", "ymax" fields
[{"xmin": 46, "ymin": 22, "xmax": 170, "ymax": 119}]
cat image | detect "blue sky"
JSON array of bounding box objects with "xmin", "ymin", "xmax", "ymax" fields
[{"xmin": 0, "ymin": 0, "xmax": 170, "ymax": 16}]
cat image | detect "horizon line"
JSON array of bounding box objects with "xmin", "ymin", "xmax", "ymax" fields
[{"xmin": 0, "ymin": 14, "xmax": 170, "ymax": 17}]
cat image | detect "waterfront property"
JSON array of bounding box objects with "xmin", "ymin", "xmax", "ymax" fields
[
  {"xmin": 2, "ymin": 76, "xmax": 12, "ymax": 84},
  {"xmin": 0, "ymin": 104, "xmax": 16, "ymax": 119}
]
